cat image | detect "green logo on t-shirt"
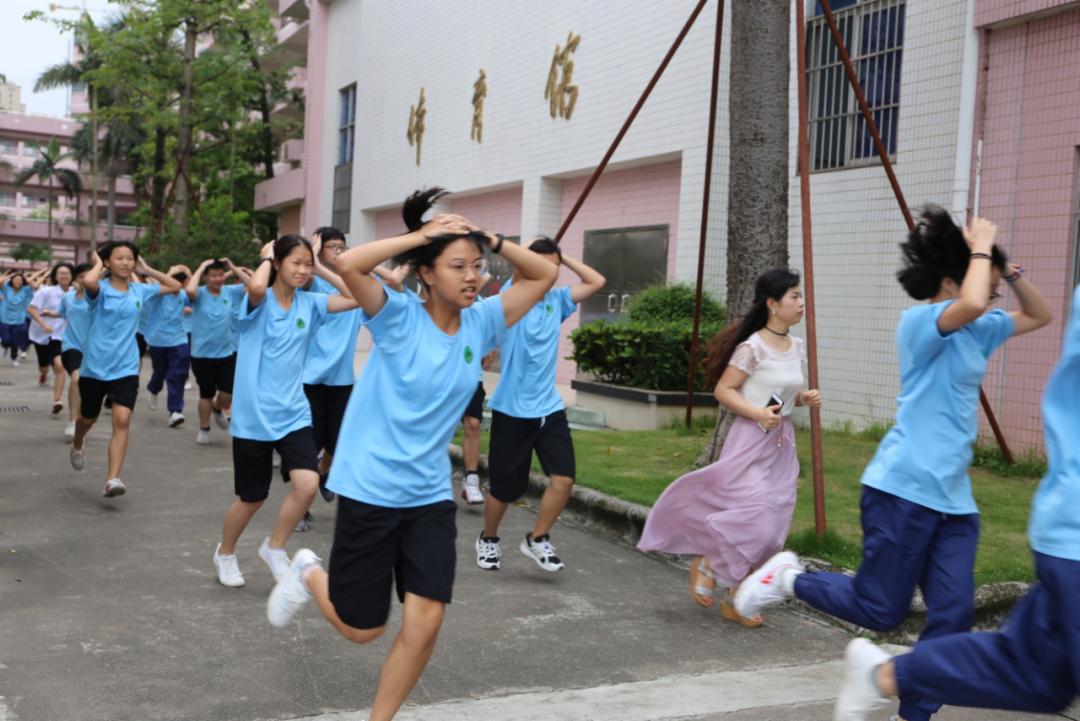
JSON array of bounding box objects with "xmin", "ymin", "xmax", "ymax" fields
[
  {"xmin": 135, "ymin": 300, "xmax": 141, "ymax": 309},
  {"xmin": 464, "ymin": 346, "xmax": 475, "ymax": 364},
  {"xmin": 545, "ymin": 303, "xmax": 554, "ymax": 315},
  {"xmin": 297, "ymin": 318, "xmax": 305, "ymax": 329}
]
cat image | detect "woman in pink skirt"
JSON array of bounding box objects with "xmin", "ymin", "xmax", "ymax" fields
[{"xmin": 638, "ymin": 269, "xmax": 821, "ymax": 627}]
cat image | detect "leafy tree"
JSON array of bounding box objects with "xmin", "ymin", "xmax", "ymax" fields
[
  {"xmin": 9, "ymin": 242, "xmax": 53, "ymax": 269},
  {"xmin": 13, "ymin": 138, "xmax": 82, "ymax": 248}
]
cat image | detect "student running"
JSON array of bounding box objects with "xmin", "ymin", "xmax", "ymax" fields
[
  {"xmin": 27, "ymin": 263, "xmax": 75, "ymax": 413},
  {"xmin": 637, "ymin": 269, "xmax": 821, "ymax": 626},
  {"xmin": 211, "ymin": 234, "xmax": 358, "ymax": 588},
  {"xmin": 56, "ymin": 263, "xmax": 93, "ymax": 438},
  {"xmin": 70, "ymin": 241, "xmax": 183, "ymax": 498},
  {"xmin": 143, "ymin": 266, "xmax": 193, "ymax": 427},
  {"xmin": 263, "ymin": 189, "xmax": 558, "ymax": 721},
  {"xmin": 475, "ymin": 237, "xmax": 605, "ymax": 572},
  {"xmin": 735, "ymin": 210, "xmax": 1052, "ymax": 721},
  {"xmin": 185, "ymin": 257, "xmax": 249, "ymax": 445}
]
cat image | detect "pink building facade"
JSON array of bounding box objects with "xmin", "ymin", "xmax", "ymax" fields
[
  {"xmin": 0, "ymin": 110, "xmax": 139, "ymax": 268},
  {"xmin": 972, "ymin": 0, "xmax": 1080, "ymax": 448}
]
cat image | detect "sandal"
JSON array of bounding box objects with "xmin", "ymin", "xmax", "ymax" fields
[
  {"xmin": 719, "ymin": 589, "xmax": 764, "ymax": 628},
  {"xmin": 689, "ymin": 556, "xmax": 716, "ymax": 608}
]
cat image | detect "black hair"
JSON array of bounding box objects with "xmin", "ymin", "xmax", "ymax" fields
[
  {"xmin": 314, "ymin": 226, "xmax": 346, "ymax": 243},
  {"xmin": 50, "ymin": 262, "xmax": 75, "ymax": 285},
  {"xmin": 528, "ymin": 236, "xmax": 562, "ymax": 261},
  {"xmin": 704, "ymin": 268, "xmax": 802, "ymax": 385},
  {"xmin": 171, "ymin": 271, "xmax": 189, "ymax": 283},
  {"xmin": 73, "ymin": 262, "xmax": 93, "ymax": 277},
  {"xmin": 269, "ymin": 234, "xmax": 314, "ymax": 285},
  {"xmin": 897, "ymin": 206, "xmax": 1008, "ymax": 300},
  {"xmin": 205, "ymin": 260, "xmax": 228, "ymax": 273},
  {"xmin": 393, "ymin": 188, "xmax": 488, "ymax": 286},
  {"xmin": 7, "ymin": 272, "xmax": 26, "ymax": 287},
  {"xmin": 97, "ymin": 240, "xmax": 140, "ymax": 263}
]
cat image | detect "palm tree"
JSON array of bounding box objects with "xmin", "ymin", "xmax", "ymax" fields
[
  {"xmin": 13, "ymin": 138, "xmax": 83, "ymax": 247},
  {"xmin": 71, "ymin": 116, "xmax": 143, "ymax": 241}
]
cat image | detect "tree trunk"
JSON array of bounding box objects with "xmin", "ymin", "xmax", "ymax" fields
[
  {"xmin": 149, "ymin": 125, "xmax": 168, "ymax": 252},
  {"xmin": 47, "ymin": 179, "xmax": 54, "ymax": 247},
  {"xmin": 241, "ymin": 28, "xmax": 278, "ymax": 240},
  {"xmin": 173, "ymin": 17, "xmax": 198, "ymax": 242},
  {"xmin": 697, "ymin": 0, "xmax": 791, "ymax": 467}
]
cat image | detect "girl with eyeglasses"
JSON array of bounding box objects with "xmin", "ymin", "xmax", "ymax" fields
[
  {"xmin": 736, "ymin": 208, "xmax": 1052, "ymax": 721},
  {"xmin": 264, "ymin": 188, "xmax": 558, "ymax": 721}
]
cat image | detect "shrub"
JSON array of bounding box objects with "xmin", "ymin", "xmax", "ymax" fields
[
  {"xmin": 626, "ymin": 283, "xmax": 725, "ymax": 325},
  {"xmin": 570, "ymin": 319, "xmax": 722, "ymax": 392}
]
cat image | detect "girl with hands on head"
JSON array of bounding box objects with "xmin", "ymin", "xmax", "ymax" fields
[{"xmin": 264, "ymin": 188, "xmax": 557, "ymax": 721}]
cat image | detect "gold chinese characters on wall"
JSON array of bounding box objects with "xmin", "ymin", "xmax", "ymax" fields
[
  {"xmin": 545, "ymin": 31, "xmax": 581, "ymax": 120},
  {"xmin": 471, "ymin": 69, "xmax": 487, "ymax": 143},
  {"xmin": 407, "ymin": 87, "xmax": 426, "ymax": 165}
]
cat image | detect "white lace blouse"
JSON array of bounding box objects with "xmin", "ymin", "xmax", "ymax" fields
[{"xmin": 728, "ymin": 333, "xmax": 807, "ymax": 416}]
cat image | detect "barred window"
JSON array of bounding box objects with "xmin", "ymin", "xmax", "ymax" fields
[
  {"xmin": 806, "ymin": 0, "xmax": 905, "ymax": 171},
  {"xmin": 338, "ymin": 84, "xmax": 357, "ymax": 166}
]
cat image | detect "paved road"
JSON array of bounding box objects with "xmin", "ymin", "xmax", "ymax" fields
[{"xmin": 0, "ymin": 361, "xmax": 1068, "ymax": 721}]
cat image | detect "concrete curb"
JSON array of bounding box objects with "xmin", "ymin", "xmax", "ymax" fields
[{"xmin": 449, "ymin": 445, "xmax": 1030, "ymax": 644}]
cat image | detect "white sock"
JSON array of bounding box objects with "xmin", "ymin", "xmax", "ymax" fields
[{"xmin": 780, "ymin": 567, "xmax": 801, "ymax": 596}]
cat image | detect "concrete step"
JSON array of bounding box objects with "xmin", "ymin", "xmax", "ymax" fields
[{"xmin": 474, "ymin": 405, "xmax": 607, "ymax": 432}]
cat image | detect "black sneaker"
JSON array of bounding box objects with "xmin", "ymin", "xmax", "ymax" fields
[
  {"xmin": 318, "ymin": 473, "xmax": 335, "ymax": 503},
  {"xmin": 520, "ymin": 533, "xmax": 564, "ymax": 572}
]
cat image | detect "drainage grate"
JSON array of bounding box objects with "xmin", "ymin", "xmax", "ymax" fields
[
  {"xmin": 0, "ymin": 380, "xmax": 13, "ymax": 386},
  {"xmin": 0, "ymin": 405, "xmax": 30, "ymax": 414}
]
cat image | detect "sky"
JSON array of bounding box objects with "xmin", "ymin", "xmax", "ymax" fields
[{"xmin": 0, "ymin": 0, "xmax": 112, "ymax": 117}]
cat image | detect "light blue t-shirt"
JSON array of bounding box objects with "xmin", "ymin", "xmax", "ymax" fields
[
  {"xmin": 862, "ymin": 301, "xmax": 1015, "ymax": 515},
  {"xmin": 302, "ymin": 275, "xmax": 365, "ymax": 386},
  {"xmin": 190, "ymin": 285, "xmax": 245, "ymax": 359},
  {"xmin": 59, "ymin": 289, "xmax": 91, "ymax": 353},
  {"xmin": 143, "ymin": 291, "xmax": 189, "ymax": 348},
  {"xmin": 230, "ymin": 290, "xmax": 328, "ymax": 441},
  {"xmin": 489, "ymin": 284, "xmax": 576, "ymax": 419},
  {"xmin": 327, "ymin": 288, "xmax": 506, "ymax": 508},
  {"xmin": 1029, "ymin": 285, "xmax": 1080, "ymax": 562},
  {"xmin": 83, "ymin": 280, "xmax": 160, "ymax": 381},
  {"xmin": 1, "ymin": 284, "xmax": 33, "ymax": 324}
]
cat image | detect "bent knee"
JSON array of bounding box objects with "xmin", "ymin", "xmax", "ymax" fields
[{"xmin": 341, "ymin": 624, "xmax": 385, "ymax": 644}]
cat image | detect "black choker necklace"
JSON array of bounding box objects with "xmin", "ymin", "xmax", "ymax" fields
[{"xmin": 764, "ymin": 326, "xmax": 789, "ymax": 337}]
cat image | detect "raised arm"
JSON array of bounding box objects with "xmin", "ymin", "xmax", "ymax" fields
[
  {"xmin": 560, "ymin": 254, "xmax": 606, "ymax": 303},
  {"xmin": 246, "ymin": 242, "xmax": 276, "ymax": 310},
  {"xmin": 137, "ymin": 258, "xmax": 183, "ymax": 295},
  {"xmin": 1005, "ymin": 265, "xmax": 1053, "ymax": 337},
  {"xmin": 309, "ymin": 232, "xmax": 355, "ymax": 300},
  {"xmin": 336, "ymin": 215, "xmax": 471, "ymax": 317},
  {"xmin": 371, "ymin": 262, "xmax": 412, "ymax": 293},
  {"xmin": 494, "ymin": 237, "xmax": 560, "ymax": 327},
  {"xmin": 82, "ymin": 251, "xmax": 105, "ymax": 297},
  {"xmin": 26, "ymin": 268, "xmax": 49, "ymax": 290},
  {"xmin": 937, "ymin": 218, "xmax": 998, "ymax": 333},
  {"xmin": 223, "ymin": 258, "xmax": 253, "ymax": 288},
  {"xmin": 186, "ymin": 258, "xmax": 213, "ymax": 300}
]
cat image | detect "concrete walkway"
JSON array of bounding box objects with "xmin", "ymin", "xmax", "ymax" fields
[{"xmin": 0, "ymin": 360, "xmax": 1069, "ymax": 721}]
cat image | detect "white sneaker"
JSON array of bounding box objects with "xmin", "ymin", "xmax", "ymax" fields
[
  {"xmin": 18, "ymin": 350, "xmax": 27, "ymax": 359},
  {"xmin": 476, "ymin": 534, "xmax": 501, "ymax": 570},
  {"xmin": 70, "ymin": 447, "xmax": 85, "ymax": 471},
  {"xmin": 520, "ymin": 533, "xmax": 564, "ymax": 572},
  {"xmin": 212, "ymin": 408, "xmax": 229, "ymax": 430},
  {"xmin": 184, "ymin": 380, "xmax": 192, "ymax": 390},
  {"xmin": 103, "ymin": 478, "xmax": 126, "ymax": 498},
  {"xmin": 258, "ymin": 538, "xmax": 291, "ymax": 581},
  {"xmin": 733, "ymin": 550, "xmax": 803, "ymax": 617},
  {"xmin": 168, "ymin": 411, "xmax": 185, "ymax": 427},
  {"xmin": 196, "ymin": 428, "xmax": 210, "ymax": 445},
  {"xmin": 213, "ymin": 544, "xmax": 245, "ymax": 587},
  {"xmin": 461, "ymin": 473, "xmax": 484, "ymax": 505},
  {"xmin": 267, "ymin": 548, "xmax": 320, "ymax": 627},
  {"xmin": 11, "ymin": 358, "xmax": 18, "ymax": 367},
  {"xmin": 834, "ymin": 639, "xmax": 891, "ymax": 721},
  {"xmin": 65, "ymin": 421, "xmax": 76, "ymax": 438},
  {"xmin": 147, "ymin": 393, "xmax": 158, "ymax": 411}
]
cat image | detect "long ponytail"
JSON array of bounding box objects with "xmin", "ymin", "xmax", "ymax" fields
[{"xmin": 703, "ymin": 269, "xmax": 801, "ymax": 385}]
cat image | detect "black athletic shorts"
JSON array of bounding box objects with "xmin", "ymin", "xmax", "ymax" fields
[
  {"xmin": 191, "ymin": 354, "xmax": 236, "ymax": 399},
  {"xmin": 135, "ymin": 333, "xmax": 148, "ymax": 358},
  {"xmin": 33, "ymin": 339, "xmax": 62, "ymax": 368},
  {"xmin": 488, "ymin": 409, "xmax": 576, "ymax": 503},
  {"xmin": 79, "ymin": 375, "xmax": 139, "ymax": 419},
  {"xmin": 231, "ymin": 427, "xmax": 318, "ymax": 502},
  {"xmin": 463, "ymin": 381, "xmax": 485, "ymax": 421},
  {"xmin": 304, "ymin": 383, "xmax": 352, "ymax": 455},
  {"xmin": 61, "ymin": 349, "xmax": 82, "ymax": 375},
  {"xmin": 329, "ymin": 497, "xmax": 457, "ymax": 630}
]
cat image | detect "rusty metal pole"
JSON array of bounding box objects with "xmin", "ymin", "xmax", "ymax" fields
[
  {"xmin": 554, "ymin": 0, "xmax": 710, "ymax": 243},
  {"xmin": 818, "ymin": 0, "xmax": 1013, "ymax": 462},
  {"xmin": 795, "ymin": 0, "xmax": 827, "ymax": 540},
  {"xmin": 684, "ymin": 0, "xmax": 726, "ymax": 428}
]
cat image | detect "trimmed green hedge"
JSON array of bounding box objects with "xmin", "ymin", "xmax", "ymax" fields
[{"xmin": 626, "ymin": 283, "xmax": 725, "ymax": 325}]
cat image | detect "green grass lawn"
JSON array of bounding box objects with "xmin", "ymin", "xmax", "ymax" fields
[{"xmin": 457, "ymin": 419, "xmax": 1041, "ymax": 585}]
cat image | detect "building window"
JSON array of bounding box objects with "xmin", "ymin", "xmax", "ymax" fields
[
  {"xmin": 21, "ymin": 144, "xmax": 39, "ymax": 158},
  {"xmin": 338, "ymin": 84, "xmax": 356, "ymax": 166},
  {"xmin": 0, "ymin": 190, "xmax": 14, "ymax": 207},
  {"xmin": 332, "ymin": 84, "xmax": 357, "ymax": 232},
  {"xmin": 0, "ymin": 140, "xmax": 17, "ymax": 156},
  {"xmin": 805, "ymin": 0, "xmax": 905, "ymax": 171}
]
